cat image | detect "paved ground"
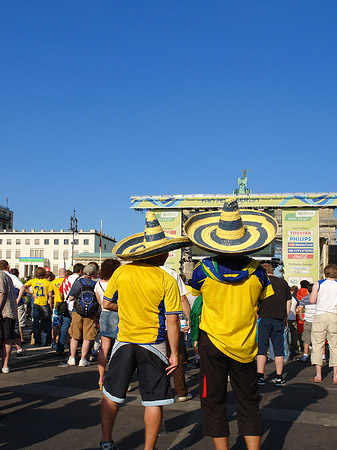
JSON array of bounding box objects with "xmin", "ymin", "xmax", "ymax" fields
[{"xmin": 1, "ymin": 342, "xmax": 337, "ymax": 450}]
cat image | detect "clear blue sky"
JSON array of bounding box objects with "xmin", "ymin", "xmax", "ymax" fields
[{"xmin": 1, "ymin": 1, "xmax": 336, "ymax": 241}]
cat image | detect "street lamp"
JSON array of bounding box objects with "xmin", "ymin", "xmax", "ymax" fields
[{"xmin": 69, "ymin": 209, "xmax": 78, "ymax": 267}]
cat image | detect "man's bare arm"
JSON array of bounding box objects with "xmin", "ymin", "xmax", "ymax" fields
[
  {"xmin": 166, "ymin": 314, "xmax": 180, "ymax": 375},
  {"xmin": 310, "ymin": 282, "xmax": 319, "ymax": 304},
  {"xmin": 102, "ymin": 298, "xmax": 118, "ymax": 311}
]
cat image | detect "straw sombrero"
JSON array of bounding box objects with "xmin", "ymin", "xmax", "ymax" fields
[
  {"xmin": 184, "ymin": 197, "xmax": 278, "ymax": 254},
  {"xmin": 113, "ymin": 211, "xmax": 192, "ymax": 260}
]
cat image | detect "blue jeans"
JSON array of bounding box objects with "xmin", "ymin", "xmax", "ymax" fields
[
  {"xmin": 56, "ymin": 310, "xmax": 72, "ymax": 353},
  {"xmin": 32, "ymin": 304, "xmax": 52, "ymax": 345}
]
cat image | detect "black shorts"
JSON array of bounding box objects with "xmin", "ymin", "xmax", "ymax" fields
[
  {"xmin": 0, "ymin": 318, "xmax": 16, "ymax": 340},
  {"xmin": 199, "ymin": 331, "xmax": 261, "ymax": 438},
  {"xmin": 103, "ymin": 341, "xmax": 175, "ymax": 407},
  {"xmin": 257, "ymin": 318, "xmax": 285, "ymax": 357}
]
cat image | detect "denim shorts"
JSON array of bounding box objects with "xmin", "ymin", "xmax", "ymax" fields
[{"xmin": 99, "ymin": 310, "xmax": 119, "ymax": 338}]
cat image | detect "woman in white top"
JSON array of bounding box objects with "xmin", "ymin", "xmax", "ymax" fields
[
  {"xmin": 310, "ymin": 263, "xmax": 337, "ymax": 383},
  {"xmin": 95, "ymin": 258, "xmax": 120, "ymax": 390}
]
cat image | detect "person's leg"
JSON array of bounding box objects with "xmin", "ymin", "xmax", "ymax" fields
[
  {"xmin": 101, "ymin": 396, "xmax": 119, "ymax": 442},
  {"xmin": 2, "ymin": 339, "xmax": 12, "ymax": 369},
  {"xmin": 212, "ymin": 437, "xmax": 228, "ymax": 449},
  {"xmin": 229, "ymin": 358, "xmax": 261, "ymax": 447},
  {"xmin": 40, "ymin": 305, "xmax": 52, "ymax": 344},
  {"xmin": 57, "ymin": 312, "xmax": 71, "ymax": 353},
  {"xmin": 98, "ymin": 336, "xmax": 112, "ymax": 385},
  {"xmin": 311, "ymin": 314, "xmax": 328, "ymax": 381},
  {"xmin": 244, "ymin": 435, "xmax": 261, "ymax": 450},
  {"xmin": 32, "ymin": 305, "xmax": 42, "ymax": 345},
  {"xmin": 274, "ymin": 356, "xmax": 284, "ymax": 377},
  {"xmin": 144, "ymin": 406, "xmax": 162, "ymax": 450},
  {"xmin": 81, "ymin": 339, "xmax": 91, "ymax": 360},
  {"xmin": 256, "ymin": 355, "xmax": 267, "ymax": 374},
  {"xmin": 70, "ymin": 338, "xmax": 79, "ymax": 358}
]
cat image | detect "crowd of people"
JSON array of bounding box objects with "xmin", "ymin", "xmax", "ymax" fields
[{"xmin": 1, "ymin": 198, "xmax": 337, "ymax": 450}]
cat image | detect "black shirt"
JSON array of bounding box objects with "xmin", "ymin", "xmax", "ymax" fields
[{"xmin": 258, "ymin": 275, "xmax": 291, "ymax": 320}]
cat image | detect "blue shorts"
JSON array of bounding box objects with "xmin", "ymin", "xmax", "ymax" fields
[
  {"xmin": 257, "ymin": 318, "xmax": 285, "ymax": 357},
  {"xmin": 99, "ymin": 310, "xmax": 118, "ymax": 338}
]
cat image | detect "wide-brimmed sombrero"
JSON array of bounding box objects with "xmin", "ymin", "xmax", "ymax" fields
[
  {"xmin": 184, "ymin": 197, "xmax": 278, "ymax": 254},
  {"xmin": 113, "ymin": 211, "xmax": 192, "ymax": 260}
]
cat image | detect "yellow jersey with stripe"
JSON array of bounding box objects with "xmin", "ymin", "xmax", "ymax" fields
[
  {"xmin": 191, "ymin": 256, "xmax": 274, "ymax": 363},
  {"xmin": 26, "ymin": 278, "xmax": 51, "ymax": 306},
  {"xmin": 103, "ymin": 262, "xmax": 182, "ymax": 344},
  {"xmin": 48, "ymin": 277, "xmax": 65, "ymax": 305}
]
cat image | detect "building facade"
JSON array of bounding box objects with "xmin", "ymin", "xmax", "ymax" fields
[
  {"xmin": 0, "ymin": 229, "xmax": 116, "ymax": 277},
  {"xmin": 0, "ymin": 204, "xmax": 13, "ymax": 231}
]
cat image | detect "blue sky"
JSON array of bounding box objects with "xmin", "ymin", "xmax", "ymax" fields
[{"xmin": 1, "ymin": 1, "xmax": 336, "ymax": 241}]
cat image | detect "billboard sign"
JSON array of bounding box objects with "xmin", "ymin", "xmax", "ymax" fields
[
  {"xmin": 155, "ymin": 210, "xmax": 182, "ymax": 273},
  {"xmin": 282, "ymin": 209, "xmax": 319, "ymax": 286}
]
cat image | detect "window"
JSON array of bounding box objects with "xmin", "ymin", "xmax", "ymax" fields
[
  {"xmin": 15, "ymin": 250, "xmax": 20, "ymax": 259},
  {"xmin": 34, "ymin": 239, "xmax": 40, "ymax": 245},
  {"xmin": 44, "ymin": 239, "xmax": 49, "ymax": 245},
  {"xmin": 64, "ymin": 239, "xmax": 69, "ymax": 245},
  {"xmin": 0, "ymin": 250, "xmax": 2, "ymax": 258},
  {"xmin": 53, "ymin": 250, "xmax": 59, "ymax": 259},
  {"xmin": 30, "ymin": 249, "xmax": 34, "ymax": 257},
  {"xmin": 74, "ymin": 239, "xmax": 79, "ymax": 245},
  {"xmin": 7, "ymin": 239, "xmax": 11, "ymax": 245},
  {"xmin": 63, "ymin": 250, "xmax": 69, "ymax": 259},
  {"xmin": 16, "ymin": 239, "xmax": 21, "ymax": 245},
  {"xmin": 104, "ymin": 244, "xmax": 107, "ymax": 250},
  {"xmin": 25, "ymin": 239, "xmax": 30, "ymax": 245},
  {"xmin": 6, "ymin": 250, "xmax": 11, "ymax": 258},
  {"xmin": 54, "ymin": 239, "xmax": 59, "ymax": 245},
  {"xmin": 53, "ymin": 265, "xmax": 58, "ymax": 274},
  {"xmin": 39, "ymin": 250, "xmax": 44, "ymax": 258},
  {"xmin": 83, "ymin": 239, "xmax": 89, "ymax": 245},
  {"xmin": 0, "ymin": 239, "xmax": 2, "ymax": 244}
]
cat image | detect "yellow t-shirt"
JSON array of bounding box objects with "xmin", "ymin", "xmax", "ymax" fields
[
  {"xmin": 26, "ymin": 278, "xmax": 51, "ymax": 306},
  {"xmin": 103, "ymin": 262, "xmax": 182, "ymax": 344},
  {"xmin": 192, "ymin": 257, "xmax": 274, "ymax": 363},
  {"xmin": 48, "ymin": 277, "xmax": 65, "ymax": 306}
]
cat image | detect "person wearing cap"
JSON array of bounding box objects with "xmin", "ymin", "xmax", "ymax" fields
[
  {"xmin": 67, "ymin": 264, "xmax": 98, "ymax": 367},
  {"xmin": 99, "ymin": 212, "xmax": 192, "ymax": 450},
  {"xmin": 184, "ymin": 198, "xmax": 277, "ymax": 450}
]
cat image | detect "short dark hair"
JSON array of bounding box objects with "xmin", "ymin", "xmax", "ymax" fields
[
  {"xmin": 73, "ymin": 263, "xmax": 84, "ymax": 274},
  {"xmin": 99, "ymin": 259, "xmax": 120, "ymax": 280},
  {"xmin": 9, "ymin": 268, "xmax": 19, "ymax": 277},
  {"xmin": 300, "ymin": 280, "xmax": 309, "ymax": 289},
  {"xmin": 0, "ymin": 260, "xmax": 8, "ymax": 270}
]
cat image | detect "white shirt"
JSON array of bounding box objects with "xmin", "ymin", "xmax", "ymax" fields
[{"xmin": 160, "ymin": 266, "xmax": 189, "ymax": 297}]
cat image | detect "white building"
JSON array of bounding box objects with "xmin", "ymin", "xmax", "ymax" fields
[{"xmin": 0, "ymin": 229, "xmax": 116, "ymax": 277}]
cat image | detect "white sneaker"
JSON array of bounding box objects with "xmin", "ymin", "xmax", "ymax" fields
[
  {"xmin": 67, "ymin": 356, "xmax": 76, "ymax": 366},
  {"xmin": 1, "ymin": 367, "xmax": 10, "ymax": 374},
  {"xmin": 78, "ymin": 358, "xmax": 90, "ymax": 367},
  {"xmin": 178, "ymin": 393, "xmax": 192, "ymax": 402}
]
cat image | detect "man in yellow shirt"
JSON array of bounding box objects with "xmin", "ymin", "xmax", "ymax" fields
[
  {"xmin": 184, "ymin": 198, "xmax": 277, "ymax": 450},
  {"xmin": 48, "ymin": 268, "xmax": 66, "ymax": 349},
  {"xmin": 25, "ymin": 267, "xmax": 51, "ymax": 346},
  {"xmin": 99, "ymin": 212, "xmax": 192, "ymax": 450}
]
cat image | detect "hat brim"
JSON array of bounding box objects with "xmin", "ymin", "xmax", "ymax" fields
[
  {"xmin": 184, "ymin": 210, "xmax": 278, "ymax": 254},
  {"xmin": 113, "ymin": 232, "xmax": 192, "ymax": 260}
]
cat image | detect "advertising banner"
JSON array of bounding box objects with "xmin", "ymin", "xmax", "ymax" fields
[
  {"xmin": 131, "ymin": 193, "xmax": 337, "ymax": 210},
  {"xmin": 282, "ymin": 209, "xmax": 319, "ymax": 286},
  {"xmin": 155, "ymin": 210, "xmax": 182, "ymax": 273}
]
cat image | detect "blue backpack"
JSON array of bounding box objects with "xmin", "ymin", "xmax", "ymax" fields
[{"xmin": 74, "ymin": 278, "xmax": 98, "ymax": 316}]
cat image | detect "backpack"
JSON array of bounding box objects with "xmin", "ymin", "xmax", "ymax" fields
[{"xmin": 74, "ymin": 278, "xmax": 98, "ymax": 317}]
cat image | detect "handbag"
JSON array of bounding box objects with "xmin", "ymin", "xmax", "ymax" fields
[{"xmin": 55, "ymin": 301, "xmax": 68, "ymax": 314}]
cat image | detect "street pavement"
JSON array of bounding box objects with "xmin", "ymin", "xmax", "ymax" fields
[{"xmin": 1, "ymin": 344, "xmax": 337, "ymax": 450}]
